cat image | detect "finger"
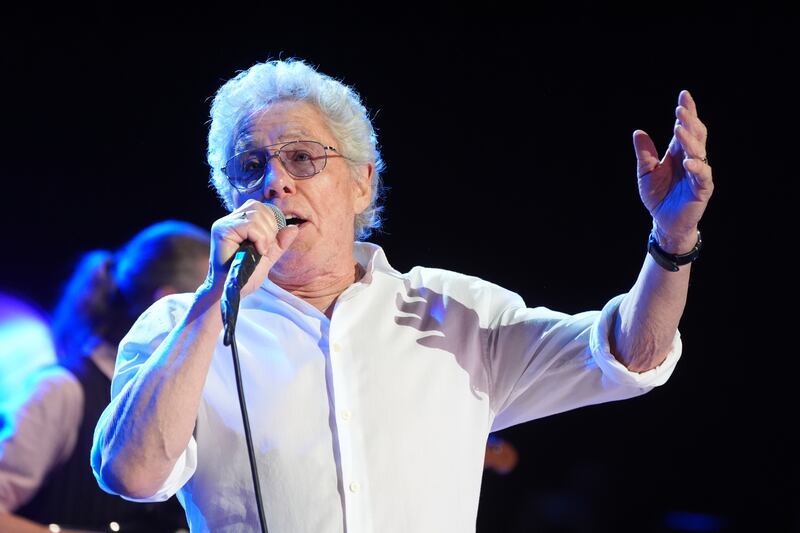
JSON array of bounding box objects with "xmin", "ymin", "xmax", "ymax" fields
[
  {"xmin": 633, "ymin": 130, "xmax": 660, "ymax": 177},
  {"xmin": 682, "ymin": 158, "xmax": 714, "ymax": 195},
  {"xmin": 229, "ymin": 202, "xmax": 285, "ymax": 257},
  {"xmin": 674, "ymin": 123, "xmax": 708, "ymax": 163},
  {"xmin": 228, "ymin": 207, "xmax": 252, "ymax": 225},
  {"xmin": 231, "ymin": 220, "xmax": 272, "ymax": 257},
  {"xmin": 238, "ymin": 226, "xmax": 298, "ymax": 293},
  {"xmin": 269, "ymin": 225, "xmax": 299, "ymax": 261},
  {"xmin": 678, "ymin": 89, "xmax": 696, "ymax": 117},
  {"xmin": 251, "ymin": 201, "xmax": 285, "ymax": 231},
  {"xmin": 233, "ymin": 200, "xmax": 282, "ymax": 230},
  {"xmin": 232, "ymin": 198, "xmax": 266, "ymax": 220},
  {"xmin": 676, "ymin": 105, "xmax": 708, "ymax": 143},
  {"xmin": 224, "ymin": 208, "xmax": 272, "ymax": 256}
]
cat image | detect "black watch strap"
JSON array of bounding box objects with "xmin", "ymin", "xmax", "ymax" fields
[{"xmin": 647, "ymin": 230, "xmax": 702, "ymax": 272}]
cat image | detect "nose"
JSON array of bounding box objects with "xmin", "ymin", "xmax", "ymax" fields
[{"xmin": 262, "ymin": 156, "xmax": 296, "ymax": 200}]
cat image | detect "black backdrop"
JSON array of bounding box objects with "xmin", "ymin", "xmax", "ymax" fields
[{"xmin": 1, "ymin": 4, "xmax": 794, "ymax": 532}]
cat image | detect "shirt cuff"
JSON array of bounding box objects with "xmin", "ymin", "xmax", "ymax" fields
[
  {"xmin": 589, "ymin": 294, "xmax": 682, "ymax": 388},
  {"xmin": 122, "ymin": 436, "xmax": 197, "ymax": 503},
  {"xmin": 93, "ymin": 436, "xmax": 197, "ymax": 503}
]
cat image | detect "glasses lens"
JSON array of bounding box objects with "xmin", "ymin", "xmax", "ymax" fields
[
  {"xmin": 225, "ymin": 141, "xmax": 329, "ymax": 191},
  {"xmin": 226, "ymin": 149, "xmax": 269, "ymax": 191},
  {"xmin": 279, "ymin": 141, "xmax": 327, "ymax": 178}
]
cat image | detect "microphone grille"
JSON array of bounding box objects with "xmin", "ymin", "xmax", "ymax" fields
[{"xmin": 265, "ymin": 203, "xmax": 286, "ymax": 230}]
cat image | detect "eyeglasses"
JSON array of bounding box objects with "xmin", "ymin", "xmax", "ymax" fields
[{"xmin": 222, "ymin": 140, "xmax": 347, "ymax": 192}]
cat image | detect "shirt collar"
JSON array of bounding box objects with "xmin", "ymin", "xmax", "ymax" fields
[
  {"xmin": 353, "ymin": 241, "xmax": 401, "ymax": 283},
  {"xmin": 253, "ymin": 242, "xmax": 401, "ymax": 313}
]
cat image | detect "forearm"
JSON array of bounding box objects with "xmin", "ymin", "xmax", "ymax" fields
[
  {"xmin": 612, "ymin": 230, "xmax": 696, "ymax": 372},
  {"xmin": 98, "ymin": 286, "xmax": 223, "ymax": 498}
]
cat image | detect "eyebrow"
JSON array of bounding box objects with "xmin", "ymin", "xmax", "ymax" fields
[
  {"xmin": 275, "ymin": 131, "xmax": 311, "ymax": 142},
  {"xmin": 233, "ymin": 130, "xmax": 314, "ymax": 153}
]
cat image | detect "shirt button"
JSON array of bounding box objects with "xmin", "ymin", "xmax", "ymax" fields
[
  {"xmin": 332, "ymin": 342, "xmax": 342, "ymax": 352},
  {"xmin": 341, "ymin": 409, "xmax": 352, "ymax": 421},
  {"xmin": 349, "ymin": 481, "xmax": 361, "ymax": 493}
]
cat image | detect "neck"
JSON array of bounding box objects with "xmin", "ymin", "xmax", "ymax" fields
[{"xmin": 271, "ymin": 260, "xmax": 365, "ymax": 314}]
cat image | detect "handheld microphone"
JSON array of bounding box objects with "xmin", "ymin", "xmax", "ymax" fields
[{"xmin": 222, "ymin": 204, "xmax": 286, "ymax": 345}]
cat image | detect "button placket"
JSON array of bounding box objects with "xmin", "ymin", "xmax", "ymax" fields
[{"xmin": 328, "ymin": 320, "xmax": 361, "ymax": 530}]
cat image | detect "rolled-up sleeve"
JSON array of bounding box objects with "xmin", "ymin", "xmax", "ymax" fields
[
  {"xmin": 90, "ymin": 295, "xmax": 199, "ymax": 502},
  {"xmin": 589, "ymin": 294, "xmax": 681, "ymax": 387},
  {"xmin": 489, "ymin": 293, "xmax": 681, "ymax": 431}
]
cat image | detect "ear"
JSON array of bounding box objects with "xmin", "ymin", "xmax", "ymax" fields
[
  {"xmin": 352, "ymin": 162, "xmax": 374, "ymax": 214},
  {"xmin": 152, "ymin": 285, "xmax": 178, "ymax": 303}
]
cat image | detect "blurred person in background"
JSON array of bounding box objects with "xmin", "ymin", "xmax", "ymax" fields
[
  {"xmin": 0, "ymin": 220, "xmax": 210, "ymax": 532},
  {"xmin": 0, "ymin": 293, "xmax": 57, "ymax": 408}
]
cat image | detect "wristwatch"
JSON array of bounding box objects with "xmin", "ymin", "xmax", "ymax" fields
[{"xmin": 647, "ymin": 229, "xmax": 702, "ymax": 272}]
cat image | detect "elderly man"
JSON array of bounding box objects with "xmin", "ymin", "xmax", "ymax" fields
[{"xmin": 91, "ymin": 58, "xmax": 713, "ymax": 533}]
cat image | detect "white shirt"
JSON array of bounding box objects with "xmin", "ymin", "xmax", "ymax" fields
[{"xmin": 91, "ymin": 243, "xmax": 680, "ymax": 533}]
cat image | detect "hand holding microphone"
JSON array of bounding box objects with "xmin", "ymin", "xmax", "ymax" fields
[{"xmin": 211, "ymin": 200, "xmax": 297, "ymax": 344}]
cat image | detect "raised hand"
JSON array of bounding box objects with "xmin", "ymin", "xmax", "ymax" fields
[{"xmin": 634, "ymin": 90, "xmax": 714, "ymax": 252}]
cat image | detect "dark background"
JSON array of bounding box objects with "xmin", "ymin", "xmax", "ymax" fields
[{"xmin": 1, "ymin": 3, "xmax": 794, "ymax": 532}]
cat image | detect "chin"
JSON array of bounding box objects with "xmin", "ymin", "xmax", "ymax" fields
[
  {"xmin": 271, "ymin": 244, "xmax": 313, "ymax": 276},
  {"xmin": 284, "ymin": 233, "xmax": 313, "ymax": 256}
]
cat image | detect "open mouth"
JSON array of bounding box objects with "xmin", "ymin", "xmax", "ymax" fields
[{"xmin": 285, "ymin": 216, "xmax": 307, "ymax": 227}]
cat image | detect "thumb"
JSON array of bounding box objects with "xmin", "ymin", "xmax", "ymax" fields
[
  {"xmin": 272, "ymin": 225, "xmax": 300, "ymax": 257},
  {"xmin": 633, "ymin": 129, "xmax": 659, "ymax": 177}
]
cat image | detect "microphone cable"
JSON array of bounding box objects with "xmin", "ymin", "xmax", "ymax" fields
[{"xmin": 220, "ymin": 204, "xmax": 286, "ymax": 533}]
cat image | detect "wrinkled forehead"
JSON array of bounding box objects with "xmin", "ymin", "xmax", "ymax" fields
[{"xmin": 232, "ymin": 100, "xmax": 333, "ymax": 153}]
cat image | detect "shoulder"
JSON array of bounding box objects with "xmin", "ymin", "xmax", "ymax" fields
[
  {"xmin": 141, "ymin": 292, "xmax": 197, "ymax": 324},
  {"xmin": 121, "ymin": 292, "xmax": 196, "ymax": 343},
  {"xmin": 19, "ymin": 366, "xmax": 83, "ymax": 409},
  {"xmin": 365, "ymin": 243, "xmax": 519, "ymax": 304},
  {"xmin": 401, "ymin": 265, "xmax": 526, "ymax": 319},
  {"xmin": 2, "ymin": 365, "xmax": 84, "ymax": 430},
  {"xmin": 408, "ymin": 265, "xmax": 521, "ymax": 298},
  {"xmin": 112, "ymin": 292, "xmax": 197, "ymax": 386},
  {"xmin": 112, "ymin": 292, "xmax": 197, "ymax": 380}
]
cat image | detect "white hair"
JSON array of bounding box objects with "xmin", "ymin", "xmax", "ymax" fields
[{"xmin": 207, "ymin": 58, "xmax": 386, "ymax": 239}]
